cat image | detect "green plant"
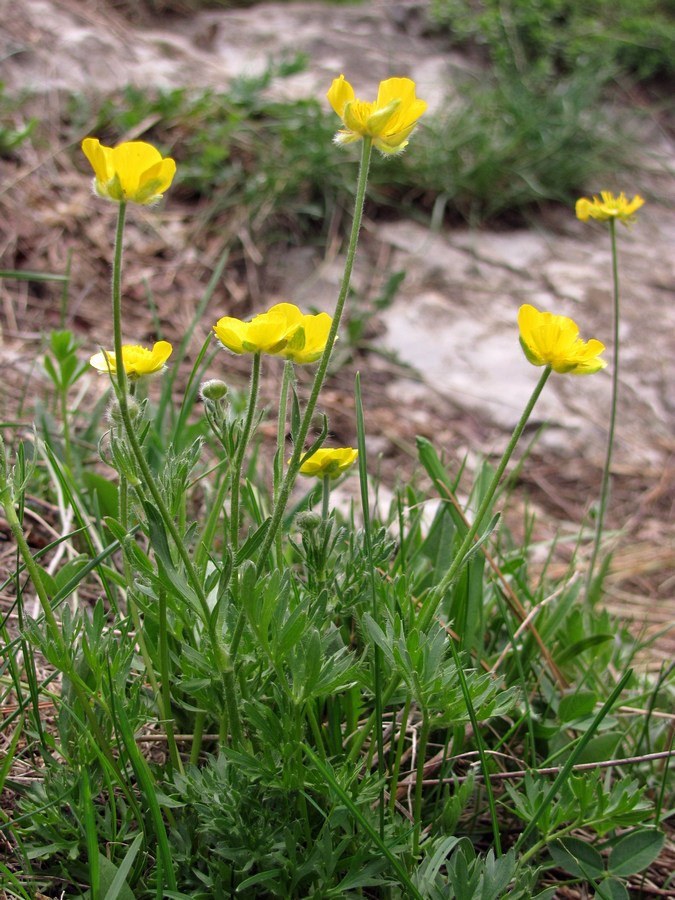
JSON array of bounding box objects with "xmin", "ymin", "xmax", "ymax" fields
[
  {"xmin": 429, "ymin": 0, "xmax": 675, "ymax": 85},
  {"xmin": 0, "ymin": 82, "xmax": 37, "ymax": 157},
  {"xmin": 396, "ymin": 66, "xmax": 631, "ymax": 224},
  {"xmin": 0, "ymin": 73, "xmax": 672, "ymax": 899}
]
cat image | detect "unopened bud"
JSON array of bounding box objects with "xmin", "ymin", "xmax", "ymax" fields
[
  {"xmin": 106, "ymin": 396, "xmax": 142, "ymax": 427},
  {"xmin": 200, "ymin": 379, "xmax": 229, "ymax": 402},
  {"xmin": 296, "ymin": 510, "xmax": 322, "ymax": 532}
]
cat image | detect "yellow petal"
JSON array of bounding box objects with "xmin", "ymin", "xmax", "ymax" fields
[
  {"xmin": 90, "ymin": 350, "xmax": 117, "ymax": 374},
  {"xmin": 518, "ymin": 304, "xmax": 605, "ymax": 375},
  {"xmin": 213, "ymin": 317, "xmax": 247, "ymax": 354},
  {"xmin": 82, "ymin": 138, "xmax": 176, "ymax": 204},
  {"xmin": 327, "ymin": 75, "xmax": 355, "ymax": 117},
  {"xmin": 376, "ymin": 77, "xmax": 417, "ymax": 110},
  {"xmin": 299, "ymin": 447, "xmax": 358, "ymax": 478},
  {"xmin": 82, "ymin": 138, "xmax": 111, "ymax": 183}
]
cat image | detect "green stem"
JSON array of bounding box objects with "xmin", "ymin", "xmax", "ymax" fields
[
  {"xmin": 109, "ymin": 201, "xmax": 242, "ymax": 748},
  {"xmin": 321, "ymin": 475, "xmax": 331, "ymax": 522},
  {"xmin": 355, "ymin": 371, "xmax": 385, "ymax": 835},
  {"xmin": 159, "ymin": 587, "xmax": 183, "ymax": 774},
  {"xmin": 190, "ymin": 710, "xmax": 205, "ymax": 766},
  {"xmin": 447, "ymin": 636, "xmax": 502, "ymax": 856},
  {"xmin": 0, "ymin": 486, "xmax": 118, "ymax": 769},
  {"xmin": 274, "ymin": 361, "xmax": 294, "ymax": 564},
  {"xmin": 255, "ymin": 137, "xmax": 373, "ymax": 574},
  {"xmin": 350, "ymin": 367, "xmax": 553, "ymax": 765},
  {"xmin": 586, "ymin": 218, "xmax": 619, "ymax": 599},
  {"xmin": 112, "ymin": 201, "xmax": 128, "ymax": 401},
  {"xmin": 388, "ymin": 697, "xmax": 411, "ymax": 815},
  {"xmin": 1, "ymin": 489, "xmax": 62, "ymax": 648},
  {"xmin": 60, "ymin": 385, "xmax": 74, "ymax": 473},
  {"xmin": 412, "ymin": 712, "xmax": 431, "ymax": 857},
  {"xmin": 195, "ymin": 463, "xmax": 231, "ymax": 573},
  {"xmin": 418, "ymin": 366, "xmax": 552, "ymax": 632},
  {"xmin": 119, "ymin": 470, "xmax": 167, "ymax": 745},
  {"xmin": 230, "ymin": 352, "xmax": 261, "ymax": 551},
  {"xmin": 305, "ymin": 701, "xmax": 327, "ymax": 761}
]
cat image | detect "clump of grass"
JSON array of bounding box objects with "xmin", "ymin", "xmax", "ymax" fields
[
  {"xmin": 0, "ymin": 82, "xmax": 37, "ymax": 157},
  {"xmin": 394, "ymin": 66, "xmax": 631, "ymax": 224},
  {"xmin": 0, "ymin": 73, "xmax": 672, "ymax": 900},
  {"xmin": 429, "ymin": 0, "xmax": 675, "ymax": 85}
]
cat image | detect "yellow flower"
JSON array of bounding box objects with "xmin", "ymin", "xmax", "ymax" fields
[
  {"xmin": 327, "ymin": 75, "xmax": 427, "ymax": 155},
  {"xmin": 213, "ymin": 303, "xmax": 332, "ymax": 363},
  {"xmin": 81, "ymin": 138, "xmax": 176, "ymax": 204},
  {"xmin": 518, "ymin": 305, "xmax": 606, "ymax": 375},
  {"xmin": 575, "ymin": 191, "xmax": 644, "ymax": 226},
  {"xmin": 298, "ymin": 447, "xmax": 358, "ymax": 479},
  {"xmin": 272, "ymin": 303, "xmax": 333, "ymax": 364},
  {"xmin": 90, "ymin": 341, "xmax": 173, "ymax": 378}
]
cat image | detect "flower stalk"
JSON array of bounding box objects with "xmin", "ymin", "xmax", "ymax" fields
[
  {"xmin": 229, "ymin": 351, "xmax": 261, "ymax": 551},
  {"xmin": 109, "ymin": 203, "xmax": 243, "ymax": 748},
  {"xmin": 418, "ymin": 366, "xmax": 553, "ymax": 632},
  {"xmin": 586, "ymin": 217, "xmax": 620, "ymax": 598},
  {"xmin": 255, "ymin": 136, "xmax": 373, "ymax": 574}
]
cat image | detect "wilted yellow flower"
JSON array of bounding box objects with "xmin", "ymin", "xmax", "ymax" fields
[
  {"xmin": 90, "ymin": 341, "xmax": 173, "ymax": 378},
  {"xmin": 518, "ymin": 305, "xmax": 606, "ymax": 375},
  {"xmin": 299, "ymin": 447, "xmax": 358, "ymax": 479},
  {"xmin": 575, "ymin": 191, "xmax": 644, "ymax": 226},
  {"xmin": 82, "ymin": 138, "xmax": 176, "ymax": 204},
  {"xmin": 213, "ymin": 303, "xmax": 332, "ymax": 363},
  {"xmin": 327, "ymin": 75, "xmax": 427, "ymax": 155}
]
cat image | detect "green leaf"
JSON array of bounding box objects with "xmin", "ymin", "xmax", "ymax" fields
[
  {"xmin": 52, "ymin": 556, "xmax": 89, "ymax": 592},
  {"xmin": 102, "ymin": 833, "xmax": 143, "ymax": 900},
  {"xmin": 575, "ymin": 731, "xmax": 622, "ymax": 764},
  {"xmin": 0, "ymin": 268, "xmax": 69, "ymax": 282},
  {"xmin": 608, "ymin": 829, "xmax": 665, "ymax": 877},
  {"xmin": 558, "ymin": 691, "xmax": 597, "ymax": 723},
  {"xmin": 81, "ymin": 853, "xmax": 136, "ymax": 900},
  {"xmin": 549, "ymin": 837, "xmax": 605, "ymax": 878},
  {"xmin": 596, "ymin": 877, "xmax": 629, "ymax": 900},
  {"xmin": 556, "ymin": 634, "xmax": 613, "ymax": 665},
  {"xmin": 481, "ymin": 847, "xmax": 517, "ymax": 897},
  {"xmin": 234, "ymin": 517, "xmax": 270, "ymax": 565},
  {"xmin": 83, "ymin": 471, "xmax": 119, "ymax": 519},
  {"xmin": 302, "ymin": 746, "xmax": 424, "ymax": 900}
]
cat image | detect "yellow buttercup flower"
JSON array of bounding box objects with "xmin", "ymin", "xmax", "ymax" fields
[
  {"xmin": 82, "ymin": 138, "xmax": 176, "ymax": 204},
  {"xmin": 299, "ymin": 447, "xmax": 358, "ymax": 479},
  {"xmin": 213, "ymin": 303, "xmax": 332, "ymax": 363},
  {"xmin": 90, "ymin": 341, "xmax": 173, "ymax": 378},
  {"xmin": 272, "ymin": 303, "xmax": 333, "ymax": 364},
  {"xmin": 327, "ymin": 75, "xmax": 427, "ymax": 155},
  {"xmin": 575, "ymin": 191, "xmax": 644, "ymax": 226},
  {"xmin": 518, "ymin": 305, "xmax": 606, "ymax": 375}
]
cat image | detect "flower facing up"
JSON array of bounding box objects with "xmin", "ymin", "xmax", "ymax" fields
[
  {"xmin": 327, "ymin": 75, "xmax": 427, "ymax": 155},
  {"xmin": 518, "ymin": 305, "xmax": 606, "ymax": 375},
  {"xmin": 575, "ymin": 191, "xmax": 644, "ymax": 226},
  {"xmin": 90, "ymin": 341, "xmax": 173, "ymax": 379},
  {"xmin": 299, "ymin": 447, "xmax": 358, "ymax": 479},
  {"xmin": 213, "ymin": 303, "xmax": 332, "ymax": 363},
  {"xmin": 81, "ymin": 138, "xmax": 176, "ymax": 204}
]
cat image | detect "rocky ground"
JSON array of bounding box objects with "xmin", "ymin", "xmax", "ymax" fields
[{"xmin": 1, "ymin": 0, "xmax": 674, "ymax": 661}]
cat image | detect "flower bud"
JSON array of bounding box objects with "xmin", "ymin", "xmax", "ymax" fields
[
  {"xmin": 200, "ymin": 379, "xmax": 229, "ymax": 402},
  {"xmin": 106, "ymin": 396, "xmax": 143, "ymax": 426},
  {"xmin": 296, "ymin": 510, "xmax": 322, "ymax": 532}
]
